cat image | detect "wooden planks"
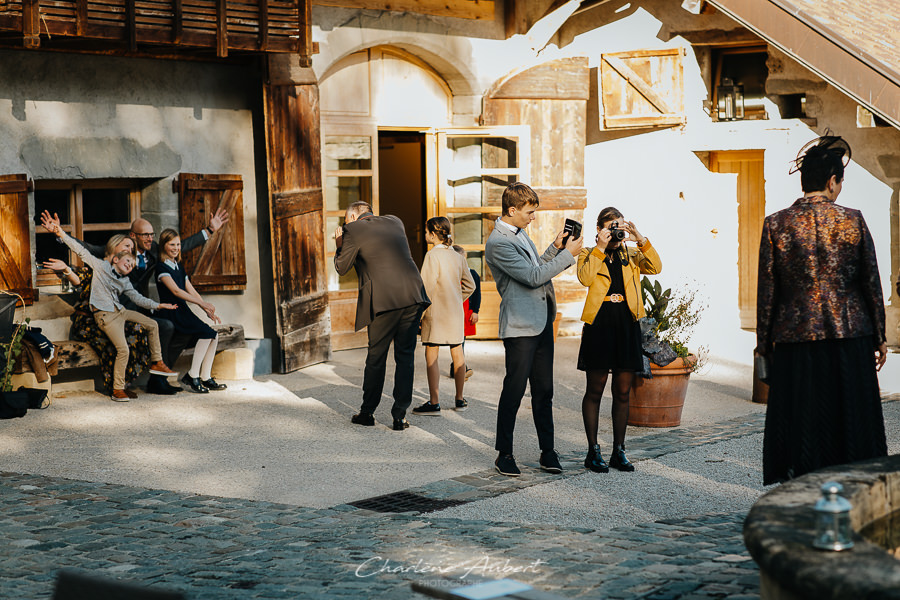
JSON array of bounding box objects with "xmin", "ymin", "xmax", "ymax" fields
[
  {"xmin": 175, "ymin": 173, "xmax": 247, "ymax": 292},
  {"xmin": 265, "ymin": 74, "xmax": 331, "ymax": 371},
  {"xmin": 600, "ymin": 47, "xmax": 686, "ymax": 130},
  {"xmin": 0, "ymin": 174, "xmax": 37, "ymax": 305},
  {"xmin": 312, "ymin": 0, "xmax": 494, "ymax": 21},
  {"xmin": 0, "ymin": 0, "xmax": 308, "ymax": 58}
]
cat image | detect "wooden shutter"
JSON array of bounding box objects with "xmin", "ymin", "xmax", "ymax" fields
[
  {"xmin": 265, "ymin": 67, "xmax": 331, "ymax": 372},
  {"xmin": 175, "ymin": 173, "xmax": 246, "ymax": 292},
  {"xmin": 0, "ymin": 174, "xmax": 37, "ymax": 305},
  {"xmin": 600, "ymin": 48, "xmax": 686, "ymax": 130}
]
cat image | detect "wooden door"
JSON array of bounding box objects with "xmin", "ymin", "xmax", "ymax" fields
[
  {"xmin": 0, "ymin": 174, "xmax": 36, "ymax": 305},
  {"xmin": 710, "ymin": 150, "xmax": 766, "ymax": 329},
  {"xmin": 264, "ymin": 78, "xmax": 331, "ymax": 372}
]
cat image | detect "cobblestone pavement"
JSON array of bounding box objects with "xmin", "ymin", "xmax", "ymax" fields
[{"xmin": 1, "ymin": 412, "xmax": 769, "ymax": 600}]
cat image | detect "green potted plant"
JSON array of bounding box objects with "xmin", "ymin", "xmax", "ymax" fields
[{"xmin": 628, "ymin": 277, "xmax": 707, "ymax": 427}]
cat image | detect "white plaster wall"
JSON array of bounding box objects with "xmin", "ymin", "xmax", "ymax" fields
[
  {"xmin": 0, "ymin": 51, "xmax": 265, "ymax": 339},
  {"xmin": 311, "ymin": 5, "xmax": 900, "ymax": 363}
]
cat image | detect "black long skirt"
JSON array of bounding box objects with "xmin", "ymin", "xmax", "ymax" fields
[{"xmin": 763, "ymin": 335, "xmax": 887, "ymax": 485}]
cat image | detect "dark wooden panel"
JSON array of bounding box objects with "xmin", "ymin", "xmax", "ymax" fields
[
  {"xmin": 176, "ymin": 173, "xmax": 247, "ymax": 293},
  {"xmin": 266, "ymin": 77, "xmax": 330, "ymax": 372},
  {"xmin": 0, "ymin": 174, "xmax": 36, "ymax": 305},
  {"xmin": 272, "ymin": 189, "xmax": 322, "ymax": 220}
]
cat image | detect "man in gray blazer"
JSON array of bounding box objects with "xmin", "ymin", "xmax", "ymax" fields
[
  {"xmin": 334, "ymin": 201, "xmax": 430, "ymax": 431},
  {"xmin": 485, "ymin": 183, "xmax": 583, "ymax": 476}
]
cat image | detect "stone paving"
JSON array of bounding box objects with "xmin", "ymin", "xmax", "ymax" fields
[{"xmin": 0, "ymin": 411, "xmax": 769, "ymax": 599}]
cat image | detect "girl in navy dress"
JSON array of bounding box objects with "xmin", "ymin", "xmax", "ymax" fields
[{"xmin": 156, "ymin": 228, "xmax": 226, "ymax": 393}]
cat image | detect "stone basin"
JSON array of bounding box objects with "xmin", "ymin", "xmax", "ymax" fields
[{"xmin": 743, "ymin": 455, "xmax": 900, "ymax": 600}]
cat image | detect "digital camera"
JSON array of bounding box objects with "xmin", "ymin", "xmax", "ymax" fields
[{"xmin": 608, "ymin": 222, "xmax": 627, "ymax": 241}]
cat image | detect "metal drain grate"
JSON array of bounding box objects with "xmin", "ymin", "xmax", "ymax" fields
[{"xmin": 349, "ymin": 491, "xmax": 468, "ymax": 513}]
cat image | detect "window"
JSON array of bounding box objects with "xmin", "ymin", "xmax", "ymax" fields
[
  {"xmin": 437, "ymin": 127, "xmax": 530, "ymax": 281},
  {"xmin": 323, "ymin": 127, "xmax": 377, "ymax": 290},
  {"xmin": 34, "ymin": 180, "xmax": 140, "ymax": 286},
  {"xmin": 712, "ymin": 46, "xmax": 768, "ymax": 121}
]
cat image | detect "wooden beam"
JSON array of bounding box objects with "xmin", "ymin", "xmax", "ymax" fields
[
  {"xmin": 299, "ymin": 0, "xmax": 312, "ymax": 66},
  {"xmin": 75, "ymin": 0, "xmax": 86, "ymax": 36},
  {"xmin": 216, "ymin": 0, "xmax": 227, "ymax": 58},
  {"xmin": 258, "ymin": 0, "xmax": 268, "ymax": 51},
  {"xmin": 312, "ymin": 0, "xmax": 494, "ymax": 20},
  {"xmin": 173, "ymin": 0, "xmax": 183, "ymax": 44},
  {"xmin": 126, "ymin": 0, "xmax": 136, "ymax": 52},
  {"xmin": 22, "ymin": 0, "xmax": 39, "ymax": 48}
]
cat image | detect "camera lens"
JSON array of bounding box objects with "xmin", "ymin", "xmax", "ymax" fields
[{"xmin": 613, "ymin": 229, "xmax": 626, "ymax": 241}]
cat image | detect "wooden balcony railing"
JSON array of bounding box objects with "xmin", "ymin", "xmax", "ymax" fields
[{"xmin": 0, "ymin": 0, "xmax": 313, "ymax": 63}]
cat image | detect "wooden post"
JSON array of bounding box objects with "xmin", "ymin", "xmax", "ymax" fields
[
  {"xmin": 216, "ymin": 0, "xmax": 228, "ymax": 58},
  {"xmin": 23, "ymin": 0, "xmax": 40, "ymax": 48}
]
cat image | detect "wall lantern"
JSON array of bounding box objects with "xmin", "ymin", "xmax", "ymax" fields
[
  {"xmin": 813, "ymin": 481, "xmax": 854, "ymax": 551},
  {"xmin": 716, "ymin": 78, "xmax": 745, "ymax": 121}
]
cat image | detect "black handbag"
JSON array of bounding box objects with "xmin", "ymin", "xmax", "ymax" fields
[{"xmin": 0, "ymin": 390, "xmax": 28, "ymax": 419}]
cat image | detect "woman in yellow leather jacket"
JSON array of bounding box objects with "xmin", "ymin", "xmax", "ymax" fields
[{"xmin": 576, "ymin": 207, "xmax": 661, "ymax": 473}]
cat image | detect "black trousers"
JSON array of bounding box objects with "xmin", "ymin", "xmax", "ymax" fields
[
  {"xmin": 360, "ymin": 304, "xmax": 424, "ymax": 420},
  {"xmin": 495, "ymin": 308, "xmax": 555, "ymax": 454}
]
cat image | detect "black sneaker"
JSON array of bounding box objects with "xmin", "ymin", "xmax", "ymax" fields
[
  {"xmin": 412, "ymin": 402, "xmax": 441, "ymax": 416},
  {"xmin": 392, "ymin": 418, "xmax": 410, "ymax": 431},
  {"xmin": 495, "ymin": 453, "xmax": 521, "ymax": 477},
  {"xmin": 454, "ymin": 398, "xmax": 468, "ymax": 411},
  {"xmin": 540, "ymin": 450, "xmax": 563, "ymax": 474},
  {"xmin": 351, "ymin": 412, "xmax": 375, "ymax": 426}
]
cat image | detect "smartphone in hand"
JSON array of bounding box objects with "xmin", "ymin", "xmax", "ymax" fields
[{"xmin": 563, "ymin": 218, "xmax": 582, "ymax": 243}]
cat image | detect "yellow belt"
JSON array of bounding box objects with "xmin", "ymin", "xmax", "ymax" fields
[{"xmin": 605, "ymin": 294, "xmax": 625, "ymax": 303}]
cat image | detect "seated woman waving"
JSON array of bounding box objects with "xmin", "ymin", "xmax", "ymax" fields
[{"xmin": 155, "ymin": 229, "xmax": 226, "ymax": 394}]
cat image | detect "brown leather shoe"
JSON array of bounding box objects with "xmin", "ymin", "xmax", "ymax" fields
[
  {"xmin": 110, "ymin": 389, "xmax": 130, "ymax": 402},
  {"xmin": 149, "ymin": 361, "xmax": 176, "ymax": 376}
]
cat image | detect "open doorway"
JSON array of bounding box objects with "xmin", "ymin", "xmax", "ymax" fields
[{"xmin": 378, "ymin": 131, "xmax": 427, "ymax": 267}]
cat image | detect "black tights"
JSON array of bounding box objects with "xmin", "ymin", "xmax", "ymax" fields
[{"xmin": 582, "ymin": 369, "xmax": 635, "ymax": 448}]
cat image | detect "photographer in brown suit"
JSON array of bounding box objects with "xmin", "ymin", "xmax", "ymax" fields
[{"xmin": 334, "ymin": 201, "xmax": 430, "ymax": 431}]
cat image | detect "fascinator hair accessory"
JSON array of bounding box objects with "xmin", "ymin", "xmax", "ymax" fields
[{"xmin": 789, "ymin": 132, "xmax": 852, "ymax": 174}]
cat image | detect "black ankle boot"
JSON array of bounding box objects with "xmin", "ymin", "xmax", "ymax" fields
[
  {"xmin": 584, "ymin": 444, "xmax": 609, "ymax": 473},
  {"xmin": 609, "ymin": 444, "xmax": 634, "ymax": 472}
]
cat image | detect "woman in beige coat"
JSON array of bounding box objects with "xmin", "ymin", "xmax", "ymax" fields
[{"xmin": 413, "ymin": 217, "xmax": 476, "ymax": 416}]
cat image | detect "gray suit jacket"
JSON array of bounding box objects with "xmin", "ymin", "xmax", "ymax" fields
[
  {"xmin": 334, "ymin": 214, "xmax": 429, "ymax": 331},
  {"xmin": 485, "ymin": 219, "xmax": 575, "ymax": 339}
]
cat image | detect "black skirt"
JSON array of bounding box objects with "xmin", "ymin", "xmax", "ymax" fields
[
  {"xmin": 577, "ymin": 302, "xmax": 643, "ymax": 373},
  {"xmin": 763, "ymin": 335, "xmax": 887, "ymax": 485}
]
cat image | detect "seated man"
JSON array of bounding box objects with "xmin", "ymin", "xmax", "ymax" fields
[{"xmin": 44, "ymin": 208, "xmax": 229, "ymax": 394}]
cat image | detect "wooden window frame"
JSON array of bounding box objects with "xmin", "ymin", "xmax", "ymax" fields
[
  {"xmin": 435, "ymin": 126, "xmax": 530, "ymax": 255},
  {"xmin": 35, "ymin": 179, "xmax": 141, "ymax": 287}
]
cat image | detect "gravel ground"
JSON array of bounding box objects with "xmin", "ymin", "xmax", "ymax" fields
[{"xmin": 431, "ymin": 434, "xmax": 772, "ymax": 529}]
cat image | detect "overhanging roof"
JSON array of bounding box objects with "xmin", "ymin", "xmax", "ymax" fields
[{"xmin": 706, "ymin": 0, "xmax": 900, "ymax": 130}]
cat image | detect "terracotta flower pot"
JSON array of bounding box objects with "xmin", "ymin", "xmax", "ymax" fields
[{"xmin": 628, "ymin": 354, "xmax": 697, "ymax": 428}]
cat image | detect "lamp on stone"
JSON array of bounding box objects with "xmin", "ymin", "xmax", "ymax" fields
[
  {"xmin": 813, "ymin": 482, "xmax": 854, "ymax": 551},
  {"xmin": 716, "ymin": 78, "xmax": 744, "ymax": 121}
]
